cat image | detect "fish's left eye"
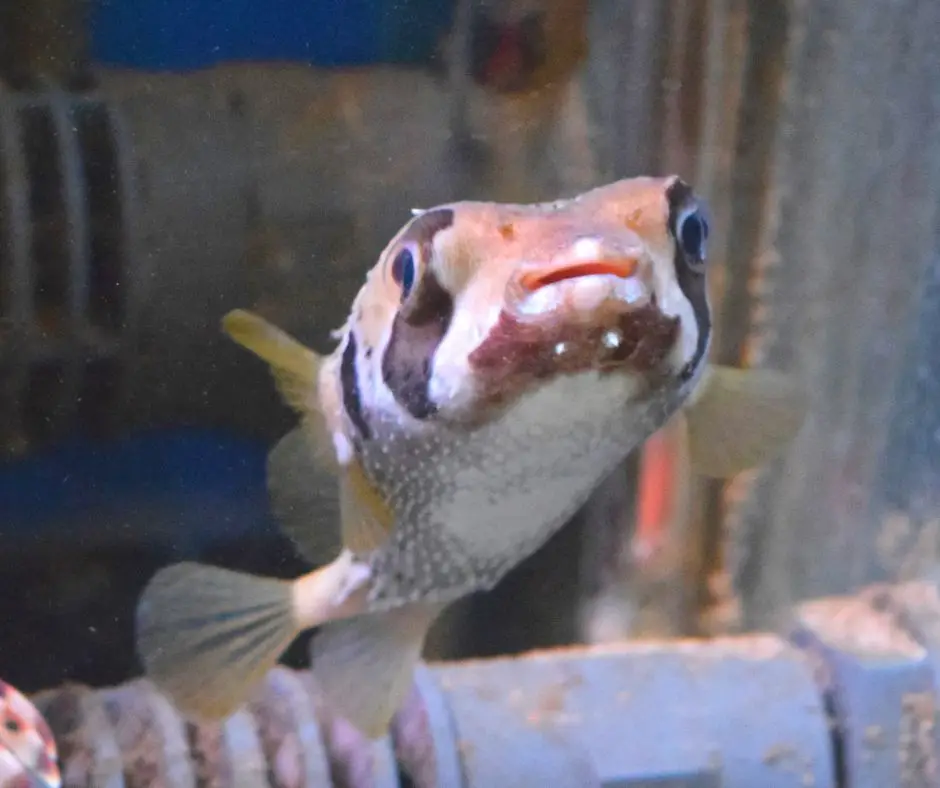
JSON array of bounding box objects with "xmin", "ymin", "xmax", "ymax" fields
[
  {"xmin": 678, "ymin": 208, "xmax": 709, "ymax": 267},
  {"xmin": 391, "ymin": 246, "xmax": 417, "ymax": 299}
]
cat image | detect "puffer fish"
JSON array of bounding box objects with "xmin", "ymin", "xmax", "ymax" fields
[
  {"xmin": 0, "ymin": 679, "xmax": 60, "ymax": 788},
  {"xmin": 136, "ymin": 176, "xmax": 807, "ymax": 739}
]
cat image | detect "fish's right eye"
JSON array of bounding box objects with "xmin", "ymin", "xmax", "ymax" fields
[{"xmin": 391, "ymin": 247, "xmax": 417, "ymax": 300}]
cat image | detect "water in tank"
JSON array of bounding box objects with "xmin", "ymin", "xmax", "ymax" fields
[{"xmin": 0, "ymin": 0, "xmax": 938, "ymax": 784}]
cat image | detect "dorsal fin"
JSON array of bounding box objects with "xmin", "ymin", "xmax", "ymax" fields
[{"xmin": 222, "ymin": 309, "xmax": 323, "ymax": 416}]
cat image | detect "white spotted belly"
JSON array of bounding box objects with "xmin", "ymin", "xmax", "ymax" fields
[{"xmin": 431, "ymin": 370, "xmax": 670, "ymax": 564}]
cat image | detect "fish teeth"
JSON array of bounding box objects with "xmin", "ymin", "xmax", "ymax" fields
[
  {"xmin": 613, "ymin": 277, "xmax": 648, "ymax": 304},
  {"xmin": 569, "ymin": 274, "xmax": 615, "ymax": 312},
  {"xmin": 517, "ymin": 285, "xmax": 563, "ymax": 316},
  {"xmin": 517, "ymin": 273, "xmax": 649, "ymax": 317}
]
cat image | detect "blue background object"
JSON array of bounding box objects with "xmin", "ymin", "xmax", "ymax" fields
[
  {"xmin": 88, "ymin": 0, "xmax": 457, "ymax": 71},
  {"xmin": 0, "ymin": 428, "xmax": 277, "ymax": 556},
  {"xmin": 0, "ymin": 428, "xmax": 306, "ymax": 691}
]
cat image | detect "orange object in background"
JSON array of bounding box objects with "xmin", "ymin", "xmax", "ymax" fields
[{"xmin": 632, "ymin": 415, "xmax": 691, "ymax": 573}]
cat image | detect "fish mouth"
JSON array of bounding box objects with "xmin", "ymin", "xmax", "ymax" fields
[
  {"xmin": 518, "ymin": 257, "xmax": 639, "ymax": 291},
  {"xmin": 510, "ymin": 256, "xmax": 653, "ymax": 321},
  {"xmin": 468, "ymin": 255, "xmax": 678, "ymax": 397}
]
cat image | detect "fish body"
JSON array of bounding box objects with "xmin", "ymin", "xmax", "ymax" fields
[
  {"xmin": 136, "ymin": 176, "xmax": 807, "ymax": 738},
  {"xmin": 318, "ymin": 177, "xmax": 708, "ymax": 610},
  {"xmin": 362, "ymin": 366, "xmax": 683, "ymax": 609}
]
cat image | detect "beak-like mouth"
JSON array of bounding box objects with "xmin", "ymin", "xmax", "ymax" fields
[
  {"xmin": 519, "ymin": 257, "xmax": 640, "ymax": 291},
  {"xmin": 510, "ymin": 254, "xmax": 651, "ymax": 320},
  {"xmin": 471, "ymin": 250, "xmax": 679, "ymax": 396}
]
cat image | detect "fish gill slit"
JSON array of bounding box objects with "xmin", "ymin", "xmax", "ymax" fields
[{"xmin": 341, "ymin": 332, "xmax": 373, "ymax": 440}]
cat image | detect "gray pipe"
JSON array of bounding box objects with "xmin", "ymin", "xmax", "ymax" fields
[{"xmin": 30, "ymin": 577, "xmax": 940, "ymax": 787}]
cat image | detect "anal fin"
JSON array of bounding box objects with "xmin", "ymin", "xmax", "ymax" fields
[{"xmin": 310, "ymin": 603, "xmax": 444, "ymax": 739}]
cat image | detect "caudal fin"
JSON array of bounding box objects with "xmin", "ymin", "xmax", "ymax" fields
[
  {"xmin": 310, "ymin": 604, "xmax": 442, "ymax": 739},
  {"xmin": 135, "ymin": 562, "xmax": 298, "ymax": 720}
]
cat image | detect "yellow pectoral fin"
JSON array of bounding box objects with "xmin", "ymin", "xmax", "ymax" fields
[{"xmin": 684, "ymin": 364, "xmax": 809, "ymax": 478}]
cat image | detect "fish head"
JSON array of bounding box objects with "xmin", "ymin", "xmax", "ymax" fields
[{"xmin": 329, "ymin": 175, "xmax": 711, "ymax": 442}]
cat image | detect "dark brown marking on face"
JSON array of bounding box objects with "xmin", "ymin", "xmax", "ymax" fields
[
  {"xmin": 498, "ymin": 222, "xmax": 516, "ymax": 241},
  {"xmin": 468, "ymin": 303, "xmax": 680, "ymax": 409},
  {"xmin": 398, "ymin": 209, "xmax": 455, "ymax": 273},
  {"xmin": 665, "ymin": 178, "xmax": 711, "ymax": 382},
  {"xmin": 381, "ymin": 208, "xmax": 456, "ymax": 419}
]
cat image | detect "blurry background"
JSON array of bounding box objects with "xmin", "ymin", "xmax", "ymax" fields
[{"xmin": 0, "ymin": 0, "xmax": 938, "ymax": 695}]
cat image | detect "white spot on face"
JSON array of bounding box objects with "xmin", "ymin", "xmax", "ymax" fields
[
  {"xmin": 572, "ymin": 236, "xmax": 602, "ymax": 261},
  {"xmin": 603, "ymin": 329, "xmax": 621, "ymax": 349},
  {"xmin": 554, "ymin": 341, "xmax": 569, "ymax": 356}
]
